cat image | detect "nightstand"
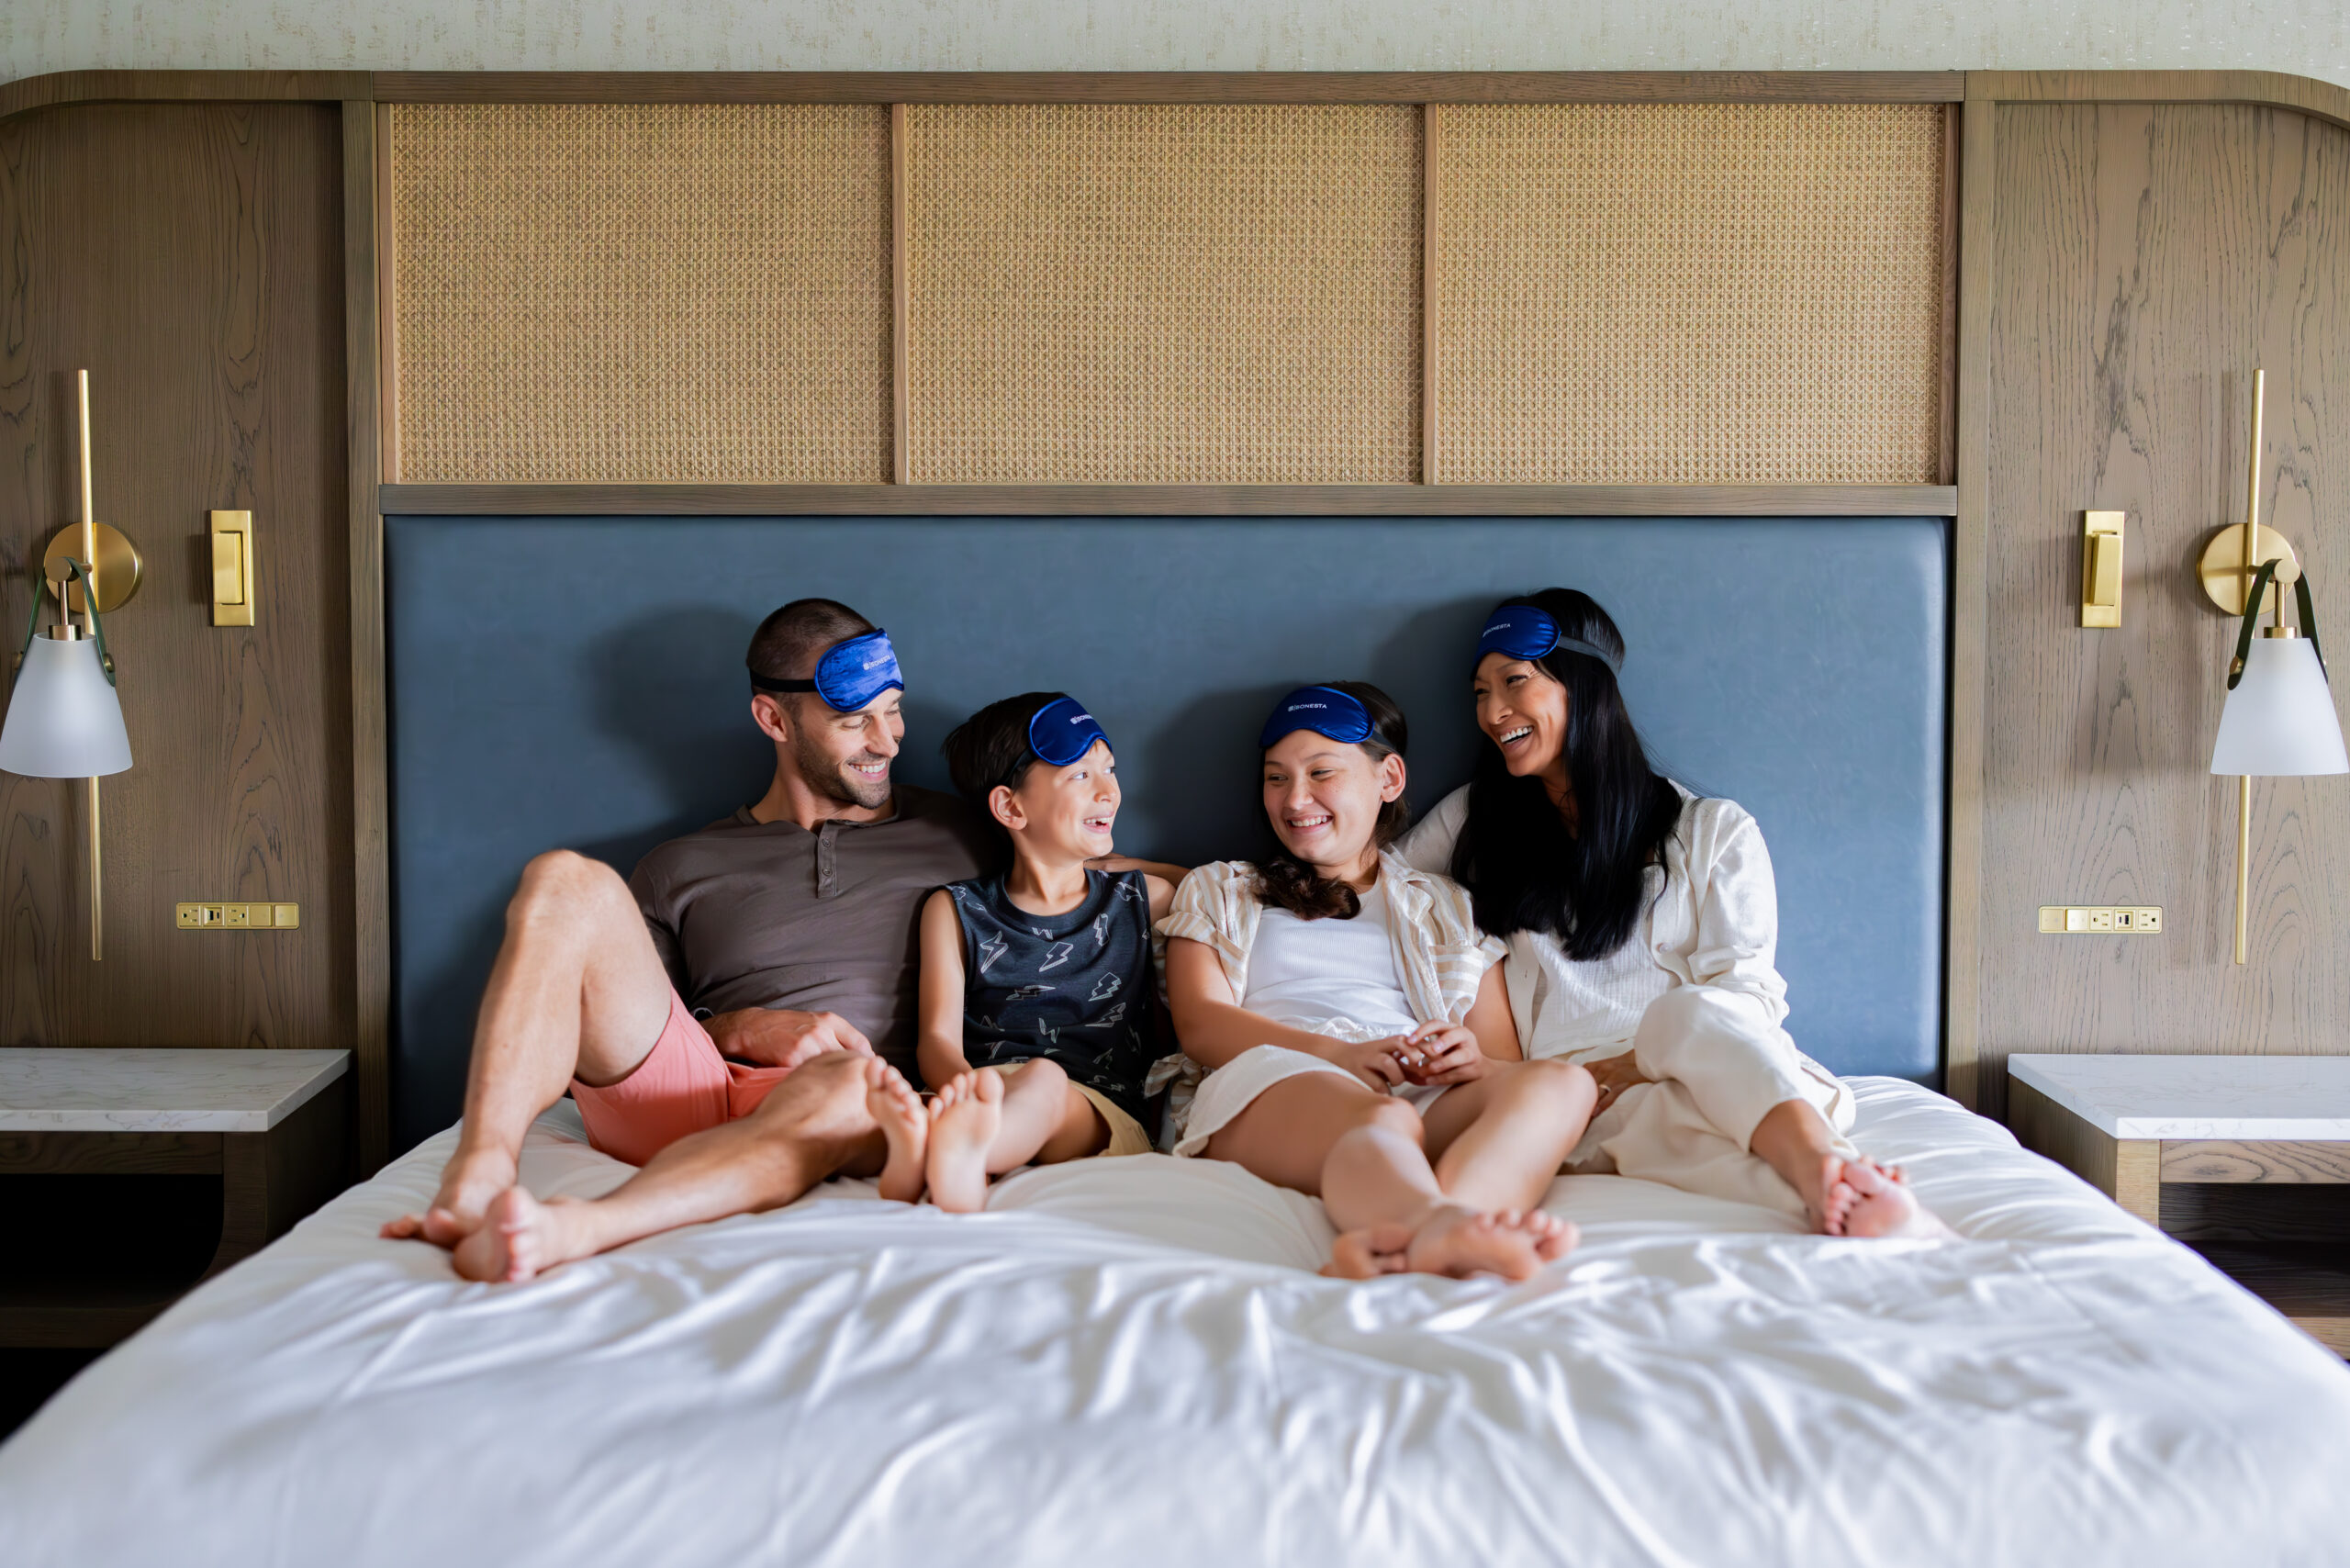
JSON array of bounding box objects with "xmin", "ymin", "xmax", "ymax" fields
[
  {"xmin": 2009, "ymin": 1054, "xmax": 2350, "ymax": 1355},
  {"xmin": 0, "ymin": 1048, "xmax": 352, "ymax": 1349}
]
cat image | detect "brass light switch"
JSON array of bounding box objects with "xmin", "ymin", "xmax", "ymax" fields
[
  {"xmin": 2038, "ymin": 905, "xmax": 2161, "ymax": 935},
  {"xmin": 2081, "ymin": 510, "xmax": 2124, "ymax": 628},
  {"xmin": 209, "ymin": 510, "xmax": 254, "ymax": 627}
]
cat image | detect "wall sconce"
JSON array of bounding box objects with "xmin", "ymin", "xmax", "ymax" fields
[
  {"xmin": 0, "ymin": 370, "xmax": 140, "ymax": 961},
  {"xmin": 2200, "ymin": 369, "xmax": 2348, "ymax": 966}
]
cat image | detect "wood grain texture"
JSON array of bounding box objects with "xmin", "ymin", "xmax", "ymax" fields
[
  {"xmin": 2185, "ymin": 1242, "xmax": 2350, "ymax": 1355},
  {"xmin": 2158, "ymin": 1182, "xmax": 2350, "ymax": 1243},
  {"xmin": 2162, "ymin": 1140, "xmax": 2350, "ymax": 1183},
  {"xmin": 2009, "ymin": 1079, "xmax": 2163, "ymax": 1222},
  {"xmin": 0, "ymin": 105, "xmax": 353, "ymax": 1057},
  {"xmin": 375, "ymin": 104, "xmax": 400, "ymax": 487},
  {"xmin": 1975, "ymin": 102, "xmax": 2350, "ymax": 1121},
  {"xmin": 371, "ymin": 71, "xmax": 1967, "ymax": 107},
  {"xmin": 1971, "ymin": 72, "xmax": 2350, "ymax": 136},
  {"xmin": 376, "ymin": 482, "xmax": 1958, "ymax": 516},
  {"xmin": 344, "ymin": 101, "xmax": 389, "ymax": 1172},
  {"xmin": 0, "ymin": 1131, "xmax": 221, "ymax": 1175},
  {"xmin": 0, "ymin": 72, "xmax": 372, "ymax": 124}
]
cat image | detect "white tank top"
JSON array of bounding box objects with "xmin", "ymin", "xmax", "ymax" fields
[{"xmin": 1239, "ymin": 877, "xmax": 1421, "ymax": 1040}]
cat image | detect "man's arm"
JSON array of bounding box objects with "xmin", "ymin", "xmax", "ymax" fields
[{"xmin": 1091, "ymin": 853, "xmax": 1190, "ymax": 885}]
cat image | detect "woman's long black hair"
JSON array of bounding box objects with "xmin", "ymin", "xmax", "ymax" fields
[
  {"xmin": 1256, "ymin": 681, "xmax": 1410, "ymax": 922},
  {"xmin": 1451, "ymin": 589, "xmax": 1682, "ymax": 959}
]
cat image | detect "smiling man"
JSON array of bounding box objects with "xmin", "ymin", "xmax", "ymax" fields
[{"xmin": 383, "ymin": 599, "xmax": 994, "ymax": 1279}]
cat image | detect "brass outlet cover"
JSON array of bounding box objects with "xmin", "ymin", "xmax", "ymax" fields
[
  {"xmin": 2081, "ymin": 510, "xmax": 2124, "ymax": 628},
  {"xmin": 2037, "ymin": 905, "xmax": 2162, "ymax": 935},
  {"xmin": 208, "ymin": 510, "xmax": 255, "ymax": 627},
  {"xmin": 175, "ymin": 902, "xmax": 299, "ymax": 930}
]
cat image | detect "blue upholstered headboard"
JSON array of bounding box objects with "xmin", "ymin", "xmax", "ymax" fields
[{"xmin": 386, "ymin": 516, "xmax": 1947, "ymax": 1152}]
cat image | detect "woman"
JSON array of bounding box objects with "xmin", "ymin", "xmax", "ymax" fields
[
  {"xmin": 1160, "ymin": 682, "xmax": 1597, "ymax": 1281},
  {"xmin": 1398, "ymin": 589, "xmax": 1948, "ymax": 1238}
]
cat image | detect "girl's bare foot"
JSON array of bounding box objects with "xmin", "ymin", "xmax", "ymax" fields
[
  {"xmin": 926, "ymin": 1070, "xmax": 1004, "ymax": 1215},
  {"xmin": 865, "ymin": 1058, "xmax": 929, "ymax": 1203},
  {"xmin": 1325, "ymin": 1204, "xmax": 1578, "ymax": 1282},
  {"xmin": 1825, "ymin": 1156, "xmax": 1953, "ymax": 1238},
  {"xmin": 381, "ymin": 1144, "xmax": 519, "ymax": 1248},
  {"xmin": 449, "ymin": 1186, "xmax": 588, "ymax": 1282}
]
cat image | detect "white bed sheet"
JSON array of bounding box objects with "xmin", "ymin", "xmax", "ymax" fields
[{"xmin": 6, "ymin": 1078, "xmax": 2349, "ymax": 1567}]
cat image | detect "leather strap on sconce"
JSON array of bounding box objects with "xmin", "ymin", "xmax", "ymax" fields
[
  {"xmin": 14, "ymin": 558, "xmax": 118, "ymax": 685},
  {"xmin": 2229, "ymin": 557, "xmax": 2325, "ymax": 689}
]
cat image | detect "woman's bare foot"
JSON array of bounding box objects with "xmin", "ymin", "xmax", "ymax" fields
[
  {"xmin": 381, "ymin": 1143, "xmax": 518, "ymax": 1248},
  {"xmin": 1325, "ymin": 1204, "xmax": 1578, "ymax": 1282},
  {"xmin": 925, "ymin": 1070, "xmax": 1004, "ymax": 1215},
  {"xmin": 866, "ymin": 1058, "xmax": 929, "ymax": 1203},
  {"xmin": 448, "ymin": 1186, "xmax": 591, "ymax": 1282},
  {"xmin": 1820, "ymin": 1156, "xmax": 1952, "ymax": 1238}
]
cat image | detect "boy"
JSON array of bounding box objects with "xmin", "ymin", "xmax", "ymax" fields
[{"xmin": 880, "ymin": 692, "xmax": 1180, "ymax": 1211}]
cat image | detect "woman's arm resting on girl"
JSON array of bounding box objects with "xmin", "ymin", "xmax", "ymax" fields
[{"xmin": 1165, "ymin": 936, "xmax": 1406, "ymax": 1092}]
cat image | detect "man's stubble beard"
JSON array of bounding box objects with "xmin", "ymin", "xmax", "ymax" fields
[{"xmin": 791, "ymin": 727, "xmax": 891, "ymax": 810}]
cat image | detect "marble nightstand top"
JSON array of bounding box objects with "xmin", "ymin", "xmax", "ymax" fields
[
  {"xmin": 2008, "ymin": 1054, "xmax": 2350, "ymax": 1140},
  {"xmin": 0, "ymin": 1048, "xmax": 350, "ymax": 1133}
]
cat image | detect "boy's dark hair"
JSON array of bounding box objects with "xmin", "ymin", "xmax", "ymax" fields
[
  {"xmin": 1255, "ymin": 680, "xmax": 1409, "ymax": 922},
  {"xmin": 943, "ymin": 691, "xmax": 1070, "ymax": 842}
]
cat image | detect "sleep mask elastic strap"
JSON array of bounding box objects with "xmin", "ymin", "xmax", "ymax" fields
[
  {"xmin": 1259, "ymin": 685, "xmax": 1375, "ymax": 749},
  {"xmin": 748, "ymin": 627, "xmax": 904, "ymax": 712},
  {"xmin": 1474, "ymin": 605, "xmax": 1623, "ymax": 674}
]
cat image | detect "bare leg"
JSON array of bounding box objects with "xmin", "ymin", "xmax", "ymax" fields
[
  {"xmin": 1419, "ymin": 1058, "xmax": 1597, "ymax": 1213},
  {"xmin": 1204, "ymin": 1075, "xmax": 1567, "ymax": 1282},
  {"xmin": 450, "ymin": 1051, "xmax": 881, "ymax": 1282},
  {"xmin": 1748, "ymin": 1098, "xmax": 1948, "ymax": 1237},
  {"xmin": 384, "ymin": 851, "xmax": 675, "ymax": 1248},
  {"xmin": 924, "ymin": 1061, "xmax": 1102, "ymax": 1213}
]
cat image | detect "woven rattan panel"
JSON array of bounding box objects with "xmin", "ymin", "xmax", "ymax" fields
[
  {"xmin": 905, "ymin": 105, "xmax": 1422, "ymax": 484},
  {"xmin": 392, "ymin": 104, "xmax": 891, "ymax": 483},
  {"xmin": 1435, "ymin": 104, "xmax": 1947, "ymax": 485}
]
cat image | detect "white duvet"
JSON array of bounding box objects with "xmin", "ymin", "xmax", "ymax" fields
[{"xmin": 6, "ymin": 1078, "xmax": 2349, "ymax": 1568}]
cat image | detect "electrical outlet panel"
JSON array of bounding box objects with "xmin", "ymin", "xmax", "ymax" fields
[
  {"xmin": 175, "ymin": 902, "xmax": 299, "ymax": 930},
  {"xmin": 2037, "ymin": 905, "xmax": 2162, "ymax": 935}
]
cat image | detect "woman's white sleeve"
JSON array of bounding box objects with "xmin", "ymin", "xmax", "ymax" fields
[
  {"xmin": 1394, "ymin": 785, "xmax": 1469, "ymax": 878},
  {"xmin": 1686, "ymin": 811, "xmax": 1792, "ymax": 1027}
]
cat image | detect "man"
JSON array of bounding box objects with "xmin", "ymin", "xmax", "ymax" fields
[{"xmin": 384, "ymin": 598, "xmax": 994, "ymax": 1280}]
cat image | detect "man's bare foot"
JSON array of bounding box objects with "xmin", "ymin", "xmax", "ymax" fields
[
  {"xmin": 866, "ymin": 1058, "xmax": 928, "ymax": 1204},
  {"xmin": 1325, "ymin": 1204, "xmax": 1578, "ymax": 1282},
  {"xmin": 448, "ymin": 1186, "xmax": 591, "ymax": 1283},
  {"xmin": 1820, "ymin": 1156, "xmax": 1953, "ymax": 1238},
  {"xmin": 926, "ymin": 1070, "xmax": 1004, "ymax": 1215},
  {"xmin": 381, "ymin": 1143, "xmax": 518, "ymax": 1249}
]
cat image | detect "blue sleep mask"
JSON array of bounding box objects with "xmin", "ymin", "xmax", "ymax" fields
[
  {"xmin": 748, "ymin": 627, "xmax": 905, "ymax": 712},
  {"xmin": 1259, "ymin": 685, "xmax": 1374, "ymax": 749},
  {"xmin": 1474, "ymin": 606, "xmax": 1623, "ymax": 674},
  {"xmin": 1026, "ymin": 696, "xmax": 1112, "ymax": 767}
]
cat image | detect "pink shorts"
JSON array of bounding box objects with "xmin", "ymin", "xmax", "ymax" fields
[{"xmin": 569, "ymin": 990, "xmax": 795, "ymax": 1167}]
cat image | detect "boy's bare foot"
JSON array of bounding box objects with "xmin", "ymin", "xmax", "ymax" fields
[
  {"xmin": 926, "ymin": 1070, "xmax": 1004, "ymax": 1215},
  {"xmin": 1324, "ymin": 1204, "xmax": 1578, "ymax": 1282},
  {"xmin": 866, "ymin": 1058, "xmax": 929, "ymax": 1203},
  {"xmin": 449, "ymin": 1186, "xmax": 589, "ymax": 1283},
  {"xmin": 1820, "ymin": 1156, "xmax": 1952, "ymax": 1238},
  {"xmin": 381, "ymin": 1143, "xmax": 518, "ymax": 1248}
]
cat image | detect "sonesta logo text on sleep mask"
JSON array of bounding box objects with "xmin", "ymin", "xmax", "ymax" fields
[
  {"xmin": 1259, "ymin": 685, "xmax": 1375, "ymax": 749},
  {"xmin": 747, "ymin": 627, "xmax": 906, "ymax": 712},
  {"xmin": 1026, "ymin": 695, "xmax": 1112, "ymax": 767},
  {"xmin": 1474, "ymin": 605, "xmax": 1623, "ymax": 674}
]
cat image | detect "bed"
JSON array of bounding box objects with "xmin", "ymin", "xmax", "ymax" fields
[{"xmin": 6, "ymin": 1078, "xmax": 2350, "ymax": 1565}]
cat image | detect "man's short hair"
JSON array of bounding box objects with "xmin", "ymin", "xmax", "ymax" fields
[{"xmin": 746, "ymin": 599, "xmax": 877, "ymax": 685}]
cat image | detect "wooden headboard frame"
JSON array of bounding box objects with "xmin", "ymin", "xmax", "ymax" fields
[{"xmin": 7, "ymin": 66, "xmax": 2347, "ymax": 1168}]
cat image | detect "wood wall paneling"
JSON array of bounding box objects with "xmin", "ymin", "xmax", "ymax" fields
[
  {"xmin": 0, "ymin": 104, "xmax": 353, "ymax": 1058},
  {"xmin": 1975, "ymin": 100, "xmax": 2350, "ymax": 1118},
  {"xmin": 343, "ymin": 99, "xmax": 390, "ymax": 1172}
]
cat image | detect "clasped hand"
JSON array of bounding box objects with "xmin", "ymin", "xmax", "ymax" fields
[
  {"xmin": 705, "ymin": 1007, "xmax": 875, "ymax": 1070},
  {"xmin": 1326, "ymin": 1022, "xmax": 1488, "ymax": 1092}
]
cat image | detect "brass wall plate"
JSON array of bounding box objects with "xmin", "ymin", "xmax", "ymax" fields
[
  {"xmin": 41, "ymin": 522, "xmax": 143, "ymax": 612},
  {"xmin": 2199, "ymin": 522, "xmax": 2300, "ymax": 615},
  {"xmin": 176, "ymin": 902, "xmax": 299, "ymax": 930},
  {"xmin": 208, "ymin": 510, "xmax": 255, "ymax": 627},
  {"xmin": 2081, "ymin": 510, "xmax": 2124, "ymax": 628},
  {"xmin": 2038, "ymin": 905, "xmax": 2162, "ymax": 935}
]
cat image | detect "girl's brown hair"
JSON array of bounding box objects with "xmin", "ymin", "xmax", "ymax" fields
[{"xmin": 1254, "ymin": 680, "xmax": 1409, "ymax": 921}]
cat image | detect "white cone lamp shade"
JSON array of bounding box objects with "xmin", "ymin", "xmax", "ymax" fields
[
  {"xmin": 0, "ymin": 634, "xmax": 131, "ymax": 778},
  {"xmin": 2210, "ymin": 637, "xmax": 2350, "ymax": 777}
]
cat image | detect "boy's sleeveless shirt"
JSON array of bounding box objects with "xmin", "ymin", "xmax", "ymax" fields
[{"xmin": 946, "ymin": 868, "xmax": 1159, "ymax": 1121}]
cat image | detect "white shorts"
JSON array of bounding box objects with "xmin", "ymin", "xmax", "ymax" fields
[{"xmin": 1170, "ymin": 1044, "xmax": 1449, "ymax": 1159}]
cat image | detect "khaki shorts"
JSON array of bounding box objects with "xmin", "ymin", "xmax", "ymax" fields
[{"xmin": 981, "ymin": 1061, "xmax": 1157, "ymax": 1159}]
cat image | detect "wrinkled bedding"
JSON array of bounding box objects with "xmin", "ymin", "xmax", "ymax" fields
[{"xmin": 6, "ymin": 1078, "xmax": 2348, "ymax": 1567}]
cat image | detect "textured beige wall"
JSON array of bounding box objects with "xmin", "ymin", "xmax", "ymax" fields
[{"xmin": 2, "ymin": 0, "xmax": 2346, "ymax": 88}]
